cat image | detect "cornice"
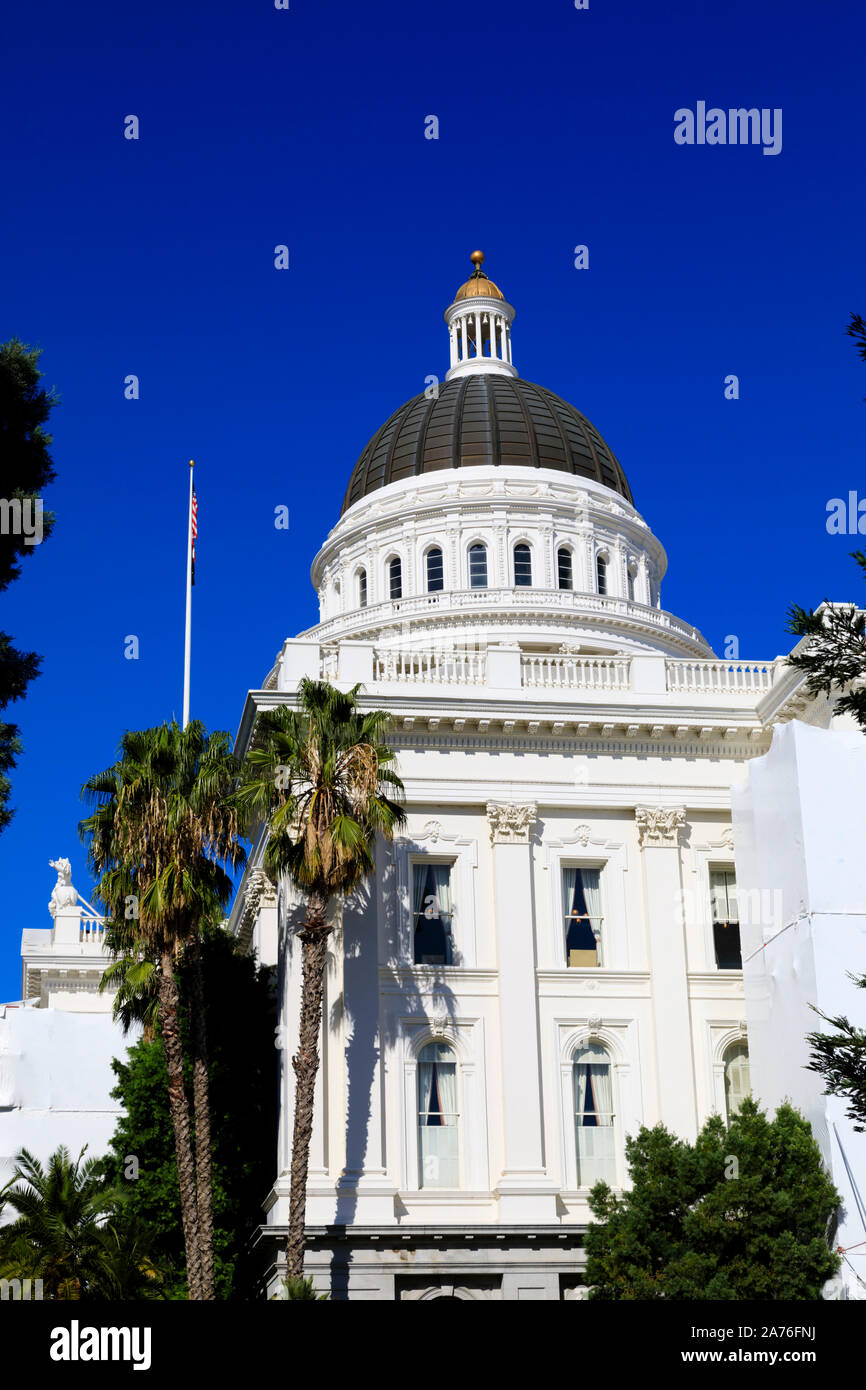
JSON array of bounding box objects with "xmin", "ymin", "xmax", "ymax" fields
[{"xmin": 235, "ymin": 687, "xmax": 771, "ymax": 762}]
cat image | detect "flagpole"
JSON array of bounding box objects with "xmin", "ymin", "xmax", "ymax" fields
[{"xmin": 183, "ymin": 459, "xmax": 194, "ymax": 729}]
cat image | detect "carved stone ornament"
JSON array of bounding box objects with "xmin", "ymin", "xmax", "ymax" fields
[
  {"xmin": 486, "ymin": 802, "xmax": 537, "ymax": 845},
  {"xmin": 586, "ymin": 1016, "xmax": 603, "ymax": 1034},
  {"xmin": 423, "ymin": 820, "xmax": 442, "ymax": 843},
  {"xmin": 574, "ymin": 824, "xmax": 592, "ymax": 847},
  {"xmin": 635, "ymin": 805, "xmax": 686, "ymax": 848},
  {"xmin": 720, "ymin": 826, "xmax": 735, "ymax": 850}
]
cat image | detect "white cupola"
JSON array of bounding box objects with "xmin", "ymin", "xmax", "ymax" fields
[{"xmin": 444, "ymin": 250, "xmax": 517, "ymax": 381}]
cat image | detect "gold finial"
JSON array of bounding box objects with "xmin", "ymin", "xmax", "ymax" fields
[{"xmin": 470, "ymin": 249, "xmax": 485, "ymax": 275}]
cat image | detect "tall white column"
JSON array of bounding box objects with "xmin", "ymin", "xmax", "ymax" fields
[
  {"xmin": 488, "ymin": 802, "xmax": 558, "ymax": 1221},
  {"xmin": 449, "ymin": 320, "xmax": 457, "ymax": 368},
  {"xmin": 635, "ymin": 806, "xmax": 699, "ymax": 1137},
  {"xmin": 474, "ymin": 310, "xmax": 481, "ymax": 359}
]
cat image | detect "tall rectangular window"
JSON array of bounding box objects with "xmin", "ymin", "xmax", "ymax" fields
[
  {"xmin": 413, "ymin": 862, "xmax": 453, "ymax": 964},
  {"xmin": 468, "ymin": 544, "xmax": 488, "ymax": 589},
  {"xmin": 514, "ymin": 543, "xmax": 532, "ymax": 586},
  {"xmin": 557, "ymin": 548, "xmax": 573, "ymax": 590},
  {"xmin": 426, "ymin": 547, "xmax": 444, "ymax": 592},
  {"xmin": 573, "ymin": 1044, "xmax": 615, "ymax": 1185},
  {"xmin": 418, "ymin": 1042, "xmax": 459, "ymax": 1187},
  {"xmin": 710, "ymin": 869, "xmax": 742, "ymax": 969},
  {"xmin": 389, "ymin": 557, "xmax": 402, "ymax": 600},
  {"xmin": 562, "ymin": 866, "xmax": 603, "ymax": 966}
]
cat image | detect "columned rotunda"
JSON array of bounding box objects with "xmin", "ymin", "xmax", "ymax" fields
[{"xmin": 230, "ymin": 254, "xmax": 841, "ymax": 1300}]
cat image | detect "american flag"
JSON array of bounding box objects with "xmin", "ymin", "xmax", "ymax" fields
[{"xmin": 191, "ymin": 486, "xmax": 198, "ymax": 586}]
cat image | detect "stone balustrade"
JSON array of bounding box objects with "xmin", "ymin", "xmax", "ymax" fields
[
  {"xmin": 303, "ymin": 587, "xmax": 708, "ymax": 650},
  {"xmin": 665, "ymin": 660, "xmax": 777, "ymax": 694},
  {"xmin": 521, "ymin": 654, "xmax": 631, "ymax": 691},
  {"xmin": 273, "ymin": 639, "xmax": 784, "ymax": 699}
]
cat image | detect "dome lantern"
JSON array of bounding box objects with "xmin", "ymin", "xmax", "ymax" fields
[{"xmin": 444, "ymin": 251, "xmax": 517, "ymax": 382}]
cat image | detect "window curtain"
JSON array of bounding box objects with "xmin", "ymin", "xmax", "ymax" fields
[
  {"xmin": 413, "ymin": 862, "xmax": 453, "ymax": 964},
  {"xmin": 725, "ymin": 1043, "xmax": 751, "ymax": 1121},
  {"xmin": 573, "ymin": 1044, "xmax": 615, "ymax": 1185},
  {"xmin": 413, "ymin": 865, "xmax": 428, "ymax": 923},
  {"xmin": 573, "ymin": 1044, "xmax": 612, "ymax": 1124},
  {"xmin": 431, "ymin": 863, "xmax": 451, "ymax": 926},
  {"xmin": 710, "ymin": 870, "xmax": 737, "ymax": 923},
  {"xmin": 563, "ymin": 867, "xmax": 602, "ymax": 958},
  {"xmin": 418, "ymin": 1044, "xmax": 458, "ymax": 1187}
]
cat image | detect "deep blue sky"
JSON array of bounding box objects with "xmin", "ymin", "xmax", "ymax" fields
[{"xmin": 2, "ymin": 0, "xmax": 864, "ymax": 999}]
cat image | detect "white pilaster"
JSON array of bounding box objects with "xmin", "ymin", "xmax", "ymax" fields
[
  {"xmin": 635, "ymin": 805, "xmax": 698, "ymax": 1136},
  {"xmin": 488, "ymin": 802, "xmax": 558, "ymax": 1220}
]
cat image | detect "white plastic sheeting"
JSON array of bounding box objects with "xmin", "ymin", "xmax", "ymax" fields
[
  {"xmin": 0, "ymin": 1005, "xmax": 137, "ymax": 1217},
  {"xmin": 731, "ymin": 720, "xmax": 866, "ymax": 1298}
]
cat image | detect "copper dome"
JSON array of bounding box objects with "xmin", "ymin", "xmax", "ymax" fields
[{"xmin": 341, "ymin": 375, "xmax": 633, "ymax": 514}]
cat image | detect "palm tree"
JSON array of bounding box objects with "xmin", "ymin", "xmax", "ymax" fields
[
  {"xmin": 0, "ymin": 1146, "xmax": 155, "ymax": 1299},
  {"xmin": 99, "ymin": 921, "xmax": 160, "ymax": 1039},
  {"xmin": 80, "ymin": 720, "xmax": 244, "ymax": 1300},
  {"xmin": 236, "ymin": 679, "xmax": 405, "ymax": 1280}
]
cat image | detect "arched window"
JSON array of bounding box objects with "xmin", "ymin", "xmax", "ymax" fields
[
  {"xmin": 468, "ymin": 543, "xmax": 488, "ymax": 589},
  {"xmin": 357, "ymin": 568, "xmax": 367, "ymax": 609},
  {"xmin": 514, "ymin": 543, "xmax": 532, "ymax": 587},
  {"xmin": 418, "ymin": 1042, "xmax": 459, "ymax": 1188},
  {"xmin": 388, "ymin": 556, "xmax": 402, "ymax": 600},
  {"xmin": 596, "ymin": 553, "xmax": 608, "ymax": 596},
  {"xmin": 426, "ymin": 547, "xmax": 444, "ymax": 593},
  {"xmin": 724, "ymin": 1042, "xmax": 751, "ymax": 1122},
  {"xmin": 573, "ymin": 1043, "xmax": 615, "ymax": 1186},
  {"xmin": 557, "ymin": 547, "xmax": 573, "ymax": 591},
  {"xmin": 627, "ymin": 564, "xmax": 636, "ymax": 602}
]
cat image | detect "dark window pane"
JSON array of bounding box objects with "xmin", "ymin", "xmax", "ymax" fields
[
  {"xmin": 558, "ymin": 548, "xmax": 573, "ymax": 590},
  {"xmin": 389, "ymin": 557, "xmax": 402, "ymax": 600},
  {"xmin": 469, "ymin": 544, "xmax": 488, "ymax": 589},
  {"xmin": 714, "ymin": 920, "xmax": 742, "ymax": 969},
  {"xmin": 426, "ymin": 547, "xmax": 444, "ymax": 592},
  {"xmin": 514, "ymin": 544, "xmax": 532, "ymax": 587}
]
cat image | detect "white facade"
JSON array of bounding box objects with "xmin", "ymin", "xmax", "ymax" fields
[
  {"xmin": 0, "ymin": 861, "xmax": 132, "ymax": 1208},
  {"xmin": 231, "ymin": 258, "xmax": 853, "ymax": 1300}
]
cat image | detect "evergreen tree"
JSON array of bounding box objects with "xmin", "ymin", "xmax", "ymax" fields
[
  {"xmin": 585, "ymin": 1100, "xmax": 839, "ymax": 1299},
  {"xmin": 105, "ymin": 929, "xmax": 279, "ymax": 1299},
  {"xmin": 786, "ymin": 552, "xmax": 866, "ymax": 730},
  {"xmin": 807, "ymin": 974, "xmax": 866, "ymax": 1131},
  {"xmin": 0, "ymin": 339, "xmax": 57, "ymax": 832}
]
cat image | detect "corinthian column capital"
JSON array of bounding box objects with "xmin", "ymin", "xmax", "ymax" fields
[
  {"xmin": 635, "ymin": 805, "xmax": 686, "ymax": 848},
  {"xmin": 486, "ymin": 802, "xmax": 537, "ymax": 845}
]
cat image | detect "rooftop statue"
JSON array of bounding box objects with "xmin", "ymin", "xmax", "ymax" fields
[{"xmin": 48, "ymin": 858, "xmax": 78, "ymax": 917}]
